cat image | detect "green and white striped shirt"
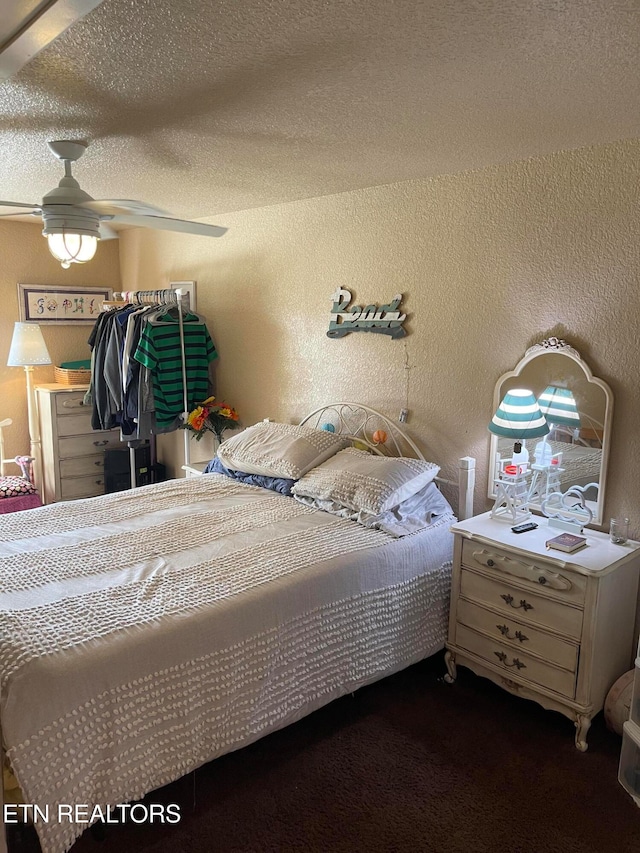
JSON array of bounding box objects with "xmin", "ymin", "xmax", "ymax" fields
[{"xmin": 134, "ymin": 313, "xmax": 218, "ymax": 428}]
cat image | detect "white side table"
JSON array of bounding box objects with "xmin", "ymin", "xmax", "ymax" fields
[
  {"xmin": 181, "ymin": 461, "xmax": 209, "ymax": 478},
  {"xmin": 445, "ymin": 511, "xmax": 640, "ymax": 750}
]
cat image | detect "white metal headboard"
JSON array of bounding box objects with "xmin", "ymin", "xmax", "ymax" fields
[
  {"xmin": 300, "ymin": 402, "xmax": 424, "ymax": 459},
  {"xmin": 299, "ymin": 403, "xmax": 475, "ymax": 520}
]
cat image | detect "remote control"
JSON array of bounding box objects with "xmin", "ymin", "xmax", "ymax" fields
[{"xmin": 511, "ymin": 522, "xmax": 538, "ymax": 533}]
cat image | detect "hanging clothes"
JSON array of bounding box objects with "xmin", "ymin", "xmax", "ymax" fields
[
  {"xmin": 133, "ymin": 308, "xmax": 218, "ymax": 428},
  {"xmin": 88, "ymin": 306, "xmax": 132, "ymax": 431},
  {"xmin": 87, "ymin": 292, "xmax": 218, "ymax": 439}
]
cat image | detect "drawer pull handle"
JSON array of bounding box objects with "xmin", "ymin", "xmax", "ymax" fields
[
  {"xmin": 500, "ymin": 593, "xmax": 533, "ymax": 612},
  {"xmin": 94, "ymin": 460, "xmax": 102, "ymax": 467},
  {"xmin": 473, "ymin": 548, "xmax": 572, "ymax": 591},
  {"xmin": 494, "ymin": 651, "xmax": 526, "ymax": 670},
  {"xmin": 93, "ymin": 440, "xmax": 109, "ymax": 447},
  {"xmin": 497, "ymin": 625, "xmax": 529, "ymax": 643},
  {"xmin": 95, "ymin": 479, "xmax": 104, "ymax": 485},
  {"xmin": 62, "ymin": 400, "xmax": 84, "ymax": 408}
]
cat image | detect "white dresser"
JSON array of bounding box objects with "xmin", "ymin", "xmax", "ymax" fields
[
  {"xmin": 36, "ymin": 384, "xmax": 126, "ymax": 504},
  {"xmin": 445, "ymin": 512, "xmax": 640, "ymax": 751}
]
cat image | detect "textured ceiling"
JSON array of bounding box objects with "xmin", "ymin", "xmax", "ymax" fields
[{"xmin": 1, "ymin": 0, "xmax": 639, "ymax": 224}]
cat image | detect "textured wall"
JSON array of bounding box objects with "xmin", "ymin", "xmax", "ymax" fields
[
  {"xmin": 118, "ymin": 138, "xmax": 639, "ymax": 531},
  {"xmin": 0, "ymin": 222, "xmax": 121, "ymax": 460}
]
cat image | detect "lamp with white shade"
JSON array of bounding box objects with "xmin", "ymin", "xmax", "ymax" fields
[
  {"xmin": 526, "ymin": 385, "xmax": 581, "ymax": 505},
  {"xmin": 535, "ymin": 385, "xmax": 581, "ymax": 464},
  {"xmin": 488, "ymin": 388, "xmax": 549, "ymax": 522},
  {"xmin": 7, "ymin": 323, "xmax": 52, "ymax": 497}
]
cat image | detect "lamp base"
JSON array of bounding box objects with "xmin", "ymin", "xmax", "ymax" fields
[
  {"xmin": 23, "ymin": 365, "xmax": 44, "ymax": 501},
  {"xmin": 491, "ymin": 471, "xmax": 531, "ymax": 523},
  {"xmin": 528, "ymin": 463, "xmax": 564, "ymax": 505}
]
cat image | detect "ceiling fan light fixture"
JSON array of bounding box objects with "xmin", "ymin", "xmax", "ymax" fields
[
  {"xmin": 42, "ymin": 204, "xmax": 101, "ymax": 268},
  {"xmin": 47, "ymin": 231, "xmax": 98, "ymax": 268},
  {"xmin": 1, "ymin": 141, "xmax": 228, "ymax": 268}
]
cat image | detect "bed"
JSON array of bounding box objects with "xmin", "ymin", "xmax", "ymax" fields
[{"xmin": 0, "ymin": 404, "xmax": 474, "ymax": 853}]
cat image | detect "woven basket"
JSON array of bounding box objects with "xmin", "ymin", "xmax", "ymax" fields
[{"xmin": 54, "ymin": 366, "xmax": 91, "ymax": 386}]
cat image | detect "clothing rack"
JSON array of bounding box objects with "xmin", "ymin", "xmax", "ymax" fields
[{"xmin": 107, "ymin": 288, "xmax": 191, "ymax": 487}]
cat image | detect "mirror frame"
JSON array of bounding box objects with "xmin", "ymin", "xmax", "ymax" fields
[{"xmin": 488, "ymin": 337, "xmax": 613, "ymax": 525}]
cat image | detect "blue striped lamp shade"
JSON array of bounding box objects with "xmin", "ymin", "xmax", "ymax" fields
[
  {"xmin": 537, "ymin": 385, "xmax": 581, "ymax": 428},
  {"xmin": 488, "ymin": 389, "xmax": 550, "ymax": 439}
]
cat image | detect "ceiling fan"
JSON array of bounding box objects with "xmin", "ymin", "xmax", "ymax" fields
[{"xmin": 0, "ymin": 140, "xmax": 228, "ymax": 268}]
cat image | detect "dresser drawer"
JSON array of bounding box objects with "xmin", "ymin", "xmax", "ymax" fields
[
  {"xmin": 455, "ymin": 624, "xmax": 576, "ymax": 699},
  {"xmin": 58, "ymin": 432, "xmax": 123, "ymax": 458},
  {"xmin": 59, "ymin": 454, "xmax": 105, "ymax": 478},
  {"xmin": 55, "ymin": 412, "xmax": 94, "ymax": 437},
  {"xmin": 60, "ymin": 474, "xmax": 105, "ymax": 501},
  {"xmin": 55, "ymin": 392, "xmax": 89, "ymax": 414},
  {"xmin": 456, "ymin": 598, "xmax": 578, "ymax": 671},
  {"xmin": 460, "ymin": 568, "xmax": 584, "ymax": 640},
  {"xmin": 460, "ymin": 539, "xmax": 586, "ymax": 605}
]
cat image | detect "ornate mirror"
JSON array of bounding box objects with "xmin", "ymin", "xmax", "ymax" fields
[{"xmin": 487, "ymin": 338, "xmax": 613, "ymax": 525}]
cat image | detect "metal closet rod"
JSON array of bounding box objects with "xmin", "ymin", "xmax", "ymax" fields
[{"xmin": 112, "ymin": 289, "xmax": 184, "ymax": 305}]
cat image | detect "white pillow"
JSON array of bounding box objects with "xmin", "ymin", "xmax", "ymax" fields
[
  {"xmin": 216, "ymin": 421, "xmax": 349, "ymax": 479},
  {"xmin": 293, "ymin": 480, "xmax": 454, "ymax": 537},
  {"xmin": 291, "ymin": 447, "xmax": 440, "ymax": 515}
]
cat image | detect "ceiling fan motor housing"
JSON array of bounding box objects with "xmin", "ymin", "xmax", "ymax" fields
[
  {"xmin": 41, "ymin": 205, "xmax": 101, "ymax": 238},
  {"xmin": 41, "ymin": 178, "xmax": 101, "ymax": 238}
]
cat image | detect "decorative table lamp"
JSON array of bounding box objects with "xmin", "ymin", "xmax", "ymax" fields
[
  {"xmin": 529, "ymin": 386, "xmax": 581, "ymax": 505},
  {"xmin": 535, "ymin": 385, "xmax": 581, "ymax": 460},
  {"xmin": 488, "ymin": 388, "xmax": 549, "ymax": 522},
  {"xmin": 7, "ymin": 323, "xmax": 52, "ymax": 498}
]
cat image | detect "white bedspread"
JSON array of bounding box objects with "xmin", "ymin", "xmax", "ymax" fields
[{"xmin": 0, "ymin": 475, "xmax": 454, "ymax": 853}]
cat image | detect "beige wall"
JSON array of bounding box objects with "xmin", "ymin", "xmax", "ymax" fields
[
  {"xmin": 0, "ymin": 221, "xmax": 121, "ymax": 460},
  {"xmin": 0, "ymin": 141, "xmax": 638, "ymax": 607},
  {"xmin": 119, "ymin": 137, "xmax": 640, "ymax": 530}
]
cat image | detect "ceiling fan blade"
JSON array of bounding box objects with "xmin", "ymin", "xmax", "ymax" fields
[
  {"xmin": 104, "ymin": 214, "xmax": 227, "ymax": 238},
  {"xmin": 0, "ymin": 201, "xmax": 41, "ymax": 216},
  {"xmin": 83, "ymin": 199, "xmax": 172, "ymax": 216}
]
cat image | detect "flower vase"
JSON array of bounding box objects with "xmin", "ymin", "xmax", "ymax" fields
[{"xmin": 190, "ymin": 430, "xmax": 219, "ymax": 460}]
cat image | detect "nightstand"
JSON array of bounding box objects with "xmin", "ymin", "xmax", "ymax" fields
[
  {"xmin": 445, "ymin": 512, "xmax": 640, "ymax": 750},
  {"xmin": 181, "ymin": 461, "xmax": 209, "ymax": 478}
]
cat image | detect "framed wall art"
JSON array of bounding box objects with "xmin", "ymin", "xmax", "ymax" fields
[
  {"xmin": 18, "ymin": 284, "xmax": 112, "ymax": 324},
  {"xmin": 169, "ymin": 280, "xmax": 197, "ymax": 310}
]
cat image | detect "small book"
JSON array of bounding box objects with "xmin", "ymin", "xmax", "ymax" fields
[{"xmin": 545, "ymin": 532, "xmax": 588, "ymax": 553}]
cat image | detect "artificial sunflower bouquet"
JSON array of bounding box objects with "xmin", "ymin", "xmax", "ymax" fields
[{"xmin": 183, "ymin": 396, "xmax": 240, "ymax": 442}]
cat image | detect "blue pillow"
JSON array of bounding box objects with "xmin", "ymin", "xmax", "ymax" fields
[{"xmin": 205, "ymin": 456, "xmax": 296, "ymax": 496}]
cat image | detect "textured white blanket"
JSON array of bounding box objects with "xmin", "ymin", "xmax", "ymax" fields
[{"xmin": 0, "ymin": 475, "xmax": 453, "ymax": 853}]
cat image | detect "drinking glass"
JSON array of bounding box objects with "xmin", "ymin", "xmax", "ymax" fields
[{"xmin": 610, "ymin": 517, "xmax": 630, "ymax": 545}]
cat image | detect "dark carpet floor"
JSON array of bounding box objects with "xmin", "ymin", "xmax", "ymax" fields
[{"xmin": 9, "ymin": 654, "xmax": 640, "ymax": 853}]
